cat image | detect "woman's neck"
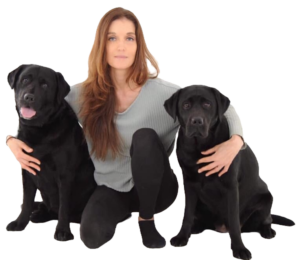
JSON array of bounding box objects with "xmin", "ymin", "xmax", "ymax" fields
[{"xmin": 110, "ymin": 68, "xmax": 140, "ymax": 92}]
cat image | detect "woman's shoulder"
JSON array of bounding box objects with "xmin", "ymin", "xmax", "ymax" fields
[
  {"xmin": 70, "ymin": 82, "xmax": 83, "ymax": 94},
  {"xmin": 65, "ymin": 82, "xmax": 83, "ymax": 102},
  {"xmin": 64, "ymin": 82, "xmax": 85, "ymax": 115},
  {"xmin": 146, "ymin": 77, "xmax": 182, "ymax": 93}
]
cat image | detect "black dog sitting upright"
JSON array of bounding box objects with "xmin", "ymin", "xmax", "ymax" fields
[
  {"xmin": 6, "ymin": 64, "xmax": 96, "ymax": 241},
  {"xmin": 164, "ymin": 85, "xmax": 295, "ymax": 260}
]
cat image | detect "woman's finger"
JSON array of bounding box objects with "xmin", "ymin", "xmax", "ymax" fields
[
  {"xmin": 196, "ymin": 155, "xmax": 214, "ymax": 164},
  {"xmin": 20, "ymin": 159, "xmax": 41, "ymax": 172},
  {"xmin": 22, "ymin": 154, "xmax": 41, "ymax": 166},
  {"xmin": 20, "ymin": 142, "xmax": 33, "ymax": 153},
  {"xmin": 198, "ymin": 163, "xmax": 217, "ymax": 173},
  {"xmin": 218, "ymin": 166, "xmax": 229, "ymax": 177},
  {"xmin": 204, "ymin": 166, "xmax": 220, "ymax": 177},
  {"xmin": 201, "ymin": 146, "xmax": 217, "ymax": 155},
  {"xmin": 20, "ymin": 163, "xmax": 36, "ymax": 175},
  {"xmin": 206, "ymin": 165, "xmax": 224, "ymax": 177},
  {"xmin": 28, "ymin": 162, "xmax": 41, "ymax": 172},
  {"xmin": 27, "ymin": 162, "xmax": 41, "ymax": 171}
]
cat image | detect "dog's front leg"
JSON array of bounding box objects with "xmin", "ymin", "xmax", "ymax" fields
[
  {"xmin": 170, "ymin": 181, "xmax": 198, "ymax": 247},
  {"xmin": 227, "ymin": 186, "xmax": 252, "ymax": 260},
  {"xmin": 54, "ymin": 180, "xmax": 74, "ymax": 241},
  {"xmin": 7, "ymin": 170, "xmax": 37, "ymax": 231}
]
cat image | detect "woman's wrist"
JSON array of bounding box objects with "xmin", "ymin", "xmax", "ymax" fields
[
  {"xmin": 6, "ymin": 135, "xmax": 16, "ymax": 146},
  {"xmin": 230, "ymin": 135, "xmax": 244, "ymax": 150}
]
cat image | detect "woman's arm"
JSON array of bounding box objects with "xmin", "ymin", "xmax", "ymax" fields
[
  {"xmin": 223, "ymin": 104, "xmax": 247, "ymax": 150},
  {"xmin": 196, "ymin": 104, "xmax": 246, "ymax": 177}
]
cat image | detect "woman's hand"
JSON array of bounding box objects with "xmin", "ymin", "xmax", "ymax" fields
[
  {"xmin": 7, "ymin": 137, "xmax": 41, "ymax": 175},
  {"xmin": 196, "ymin": 135, "xmax": 244, "ymax": 177}
]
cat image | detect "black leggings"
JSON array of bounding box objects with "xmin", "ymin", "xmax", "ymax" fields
[{"xmin": 80, "ymin": 128, "xmax": 179, "ymax": 249}]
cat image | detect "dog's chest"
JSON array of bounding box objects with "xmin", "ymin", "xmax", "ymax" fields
[
  {"xmin": 197, "ymin": 175, "xmax": 227, "ymax": 200},
  {"xmin": 26, "ymin": 147, "xmax": 65, "ymax": 192},
  {"xmin": 30, "ymin": 161, "xmax": 59, "ymax": 187},
  {"xmin": 189, "ymin": 175, "xmax": 228, "ymax": 216},
  {"xmin": 33, "ymin": 174, "xmax": 57, "ymax": 191},
  {"xmin": 28, "ymin": 169, "xmax": 59, "ymax": 210}
]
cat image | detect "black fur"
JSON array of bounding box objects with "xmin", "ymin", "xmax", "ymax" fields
[
  {"xmin": 164, "ymin": 85, "xmax": 295, "ymax": 260},
  {"xmin": 6, "ymin": 64, "xmax": 96, "ymax": 241}
]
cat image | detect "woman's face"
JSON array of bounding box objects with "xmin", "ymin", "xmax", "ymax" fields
[{"xmin": 106, "ymin": 18, "xmax": 137, "ymax": 72}]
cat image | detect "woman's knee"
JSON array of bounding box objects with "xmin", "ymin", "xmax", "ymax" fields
[
  {"xmin": 80, "ymin": 219, "xmax": 115, "ymax": 249},
  {"xmin": 130, "ymin": 128, "xmax": 162, "ymax": 155},
  {"xmin": 79, "ymin": 186, "xmax": 119, "ymax": 249},
  {"xmin": 132, "ymin": 128, "xmax": 158, "ymax": 141}
]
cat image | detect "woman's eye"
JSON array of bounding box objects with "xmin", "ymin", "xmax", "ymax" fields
[{"xmin": 108, "ymin": 37, "xmax": 135, "ymax": 41}]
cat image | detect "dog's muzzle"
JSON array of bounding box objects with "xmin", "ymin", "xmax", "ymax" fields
[
  {"xmin": 185, "ymin": 116, "xmax": 209, "ymax": 138},
  {"xmin": 19, "ymin": 93, "xmax": 37, "ymax": 119},
  {"xmin": 20, "ymin": 107, "xmax": 37, "ymax": 120}
]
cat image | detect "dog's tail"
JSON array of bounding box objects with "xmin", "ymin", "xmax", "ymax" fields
[{"xmin": 271, "ymin": 214, "xmax": 295, "ymax": 226}]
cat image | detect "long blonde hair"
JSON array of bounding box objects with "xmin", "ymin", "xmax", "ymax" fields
[{"xmin": 78, "ymin": 7, "xmax": 160, "ymax": 160}]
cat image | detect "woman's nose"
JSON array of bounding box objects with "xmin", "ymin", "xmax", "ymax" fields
[
  {"xmin": 117, "ymin": 42, "xmax": 125, "ymax": 50},
  {"xmin": 118, "ymin": 41, "xmax": 125, "ymax": 49}
]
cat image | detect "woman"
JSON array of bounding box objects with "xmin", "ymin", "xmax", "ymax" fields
[{"xmin": 6, "ymin": 7, "xmax": 245, "ymax": 249}]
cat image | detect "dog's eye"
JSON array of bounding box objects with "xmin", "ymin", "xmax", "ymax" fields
[
  {"xmin": 42, "ymin": 84, "xmax": 48, "ymax": 89},
  {"xmin": 203, "ymin": 102, "xmax": 211, "ymax": 109},
  {"xmin": 183, "ymin": 103, "xmax": 191, "ymax": 110},
  {"xmin": 22, "ymin": 78, "xmax": 29, "ymax": 84}
]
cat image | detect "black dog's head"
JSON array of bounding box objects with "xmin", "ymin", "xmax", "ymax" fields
[
  {"xmin": 8, "ymin": 64, "xmax": 70, "ymax": 126},
  {"xmin": 164, "ymin": 85, "xmax": 230, "ymax": 138}
]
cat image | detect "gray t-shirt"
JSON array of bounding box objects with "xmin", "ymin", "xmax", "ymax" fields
[{"xmin": 65, "ymin": 77, "xmax": 245, "ymax": 192}]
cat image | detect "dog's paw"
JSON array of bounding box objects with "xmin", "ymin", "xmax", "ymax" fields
[
  {"xmin": 260, "ymin": 226, "xmax": 276, "ymax": 239},
  {"xmin": 6, "ymin": 220, "xmax": 28, "ymax": 231},
  {"xmin": 54, "ymin": 229, "xmax": 74, "ymax": 241},
  {"xmin": 232, "ymin": 247, "xmax": 252, "ymax": 260},
  {"xmin": 170, "ymin": 235, "xmax": 189, "ymax": 247}
]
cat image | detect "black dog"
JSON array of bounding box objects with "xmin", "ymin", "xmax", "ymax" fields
[
  {"xmin": 164, "ymin": 85, "xmax": 295, "ymax": 260},
  {"xmin": 6, "ymin": 64, "xmax": 96, "ymax": 241}
]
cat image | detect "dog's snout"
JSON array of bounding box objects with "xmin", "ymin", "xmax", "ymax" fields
[
  {"xmin": 191, "ymin": 116, "xmax": 204, "ymax": 125},
  {"xmin": 24, "ymin": 93, "xmax": 35, "ymax": 103}
]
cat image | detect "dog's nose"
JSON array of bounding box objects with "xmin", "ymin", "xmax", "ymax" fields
[
  {"xmin": 24, "ymin": 93, "xmax": 35, "ymax": 103},
  {"xmin": 191, "ymin": 116, "xmax": 204, "ymax": 125}
]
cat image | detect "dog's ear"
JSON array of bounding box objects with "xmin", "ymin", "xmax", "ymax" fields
[
  {"xmin": 8, "ymin": 64, "xmax": 29, "ymax": 89},
  {"xmin": 56, "ymin": 72, "xmax": 70, "ymax": 104},
  {"xmin": 164, "ymin": 88, "xmax": 182, "ymax": 123},
  {"xmin": 210, "ymin": 87, "xmax": 230, "ymax": 122}
]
